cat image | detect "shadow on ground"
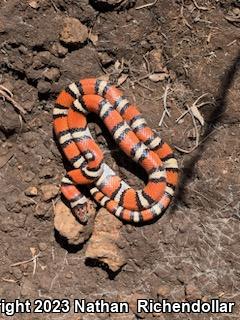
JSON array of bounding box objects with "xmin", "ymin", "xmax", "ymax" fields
[{"xmin": 172, "ymin": 50, "xmax": 240, "ymax": 208}]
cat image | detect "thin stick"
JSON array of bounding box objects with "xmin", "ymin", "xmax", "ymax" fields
[
  {"xmin": 2, "ymin": 278, "xmax": 17, "ymax": 283},
  {"xmin": 10, "ymin": 253, "xmax": 41, "ymax": 267},
  {"xmin": 174, "ymin": 125, "xmax": 222, "ymax": 154},
  {"xmin": 133, "ymin": 79, "xmax": 154, "ymax": 92},
  {"xmin": 159, "ymin": 109, "xmax": 167, "ymax": 127},
  {"xmin": 0, "ymin": 87, "xmax": 26, "ymax": 114},
  {"xmin": 188, "ymin": 105, "xmax": 200, "ymax": 147},
  {"xmin": 163, "ymin": 84, "xmax": 171, "ymax": 117},
  {"xmin": 176, "ymin": 93, "xmax": 210, "ymax": 123},
  {"xmin": 50, "ymin": 0, "xmax": 59, "ymax": 11},
  {"xmin": 158, "ymin": 85, "xmax": 171, "ymax": 126},
  {"xmin": 0, "ymin": 85, "xmax": 13, "ymax": 97},
  {"xmin": 192, "ymin": 0, "xmax": 209, "ymax": 11},
  {"xmin": 136, "ymin": 0, "xmax": 158, "ymax": 10}
]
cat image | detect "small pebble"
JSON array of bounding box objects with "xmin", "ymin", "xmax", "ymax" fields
[
  {"xmin": 50, "ymin": 42, "xmax": 68, "ymax": 57},
  {"xmin": 60, "ymin": 17, "xmax": 88, "ymax": 46},
  {"xmin": 12, "ymin": 267, "xmax": 23, "ymax": 280},
  {"xmin": 98, "ymin": 52, "xmax": 113, "ymax": 67},
  {"xmin": 37, "ymin": 80, "xmax": 51, "ymax": 94},
  {"xmin": 41, "ymin": 184, "xmax": 59, "ymax": 201},
  {"xmin": 38, "ymin": 242, "xmax": 47, "ymax": 251},
  {"xmin": 43, "ymin": 68, "xmax": 60, "ymax": 82},
  {"xmin": 33, "ymin": 51, "xmax": 51, "ymax": 69},
  {"xmin": 232, "ymin": 7, "xmax": 240, "ymax": 15},
  {"xmin": 39, "ymin": 166, "xmax": 54, "ymax": 179},
  {"xmin": 25, "ymin": 186, "xmax": 38, "ymax": 197},
  {"xmin": 35, "ymin": 202, "xmax": 51, "ymax": 218}
]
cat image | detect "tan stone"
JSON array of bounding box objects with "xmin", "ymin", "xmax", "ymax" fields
[
  {"xmin": 60, "ymin": 17, "xmax": 88, "ymax": 45},
  {"xmin": 40, "ymin": 184, "xmax": 59, "ymax": 201},
  {"xmin": 85, "ymin": 208, "xmax": 125, "ymax": 272},
  {"xmin": 25, "ymin": 186, "xmax": 38, "ymax": 197}
]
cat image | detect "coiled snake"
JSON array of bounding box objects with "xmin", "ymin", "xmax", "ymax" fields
[{"xmin": 53, "ymin": 79, "xmax": 178, "ymax": 224}]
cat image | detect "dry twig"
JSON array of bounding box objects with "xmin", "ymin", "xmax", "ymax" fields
[
  {"xmin": 176, "ymin": 93, "xmax": 210, "ymax": 123},
  {"xmin": 10, "ymin": 252, "xmax": 41, "ymax": 274},
  {"xmin": 192, "ymin": 0, "xmax": 209, "ymax": 11},
  {"xmin": 159, "ymin": 84, "xmax": 171, "ymax": 126},
  {"xmin": 174, "ymin": 125, "xmax": 222, "ymax": 154},
  {"xmin": 136, "ymin": 0, "xmax": 158, "ymax": 10},
  {"xmin": 0, "ymin": 85, "xmax": 26, "ymax": 114}
]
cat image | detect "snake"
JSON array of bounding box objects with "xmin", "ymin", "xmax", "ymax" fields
[{"xmin": 53, "ymin": 78, "xmax": 178, "ymax": 224}]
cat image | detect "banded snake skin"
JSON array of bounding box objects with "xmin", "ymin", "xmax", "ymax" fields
[{"xmin": 53, "ymin": 78, "xmax": 178, "ymax": 224}]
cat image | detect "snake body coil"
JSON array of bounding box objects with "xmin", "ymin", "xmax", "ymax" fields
[{"xmin": 53, "ymin": 79, "xmax": 178, "ymax": 223}]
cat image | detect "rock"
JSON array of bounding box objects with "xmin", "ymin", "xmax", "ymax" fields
[
  {"xmin": 25, "ymin": 68, "xmax": 42, "ymax": 82},
  {"xmin": 32, "ymin": 51, "xmax": 51, "ymax": 69},
  {"xmin": 34, "ymin": 202, "xmax": 51, "ymax": 218},
  {"xmin": 18, "ymin": 194, "xmax": 35, "ymax": 208},
  {"xmin": 232, "ymin": 7, "xmax": 240, "ymax": 15},
  {"xmin": 54, "ymin": 200, "xmax": 96, "ymax": 245},
  {"xmin": 38, "ymin": 242, "xmax": 47, "ymax": 251},
  {"xmin": 37, "ymin": 80, "xmax": 51, "ymax": 94},
  {"xmin": 149, "ymin": 49, "xmax": 164, "ymax": 72},
  {"xmin": 18, "ymin": 45, "xmax": 28, "ymax": 54},
  {"xmin": 28, "ymin": 0, "xmax": 40, "ymax": 9},
  {"xmin": 149, "ymin": 71, "xmax": 169, "ymax": 82},
  {"xmin": 60, "ymin": 17, "xmax": 88, "ymax": 46},
  {"xmin": 98, "ymin": 52, "xmax": 113, "ymax": 67},
  {"xmin": 43, "ymin": 67, "xmax": 60, "ymax": 81},
  {"xmin": 0, "ymin": 102, "xmax": 20, "ymax": 135},
  {"xmin": 39, "ymin": 166, "xmax": 54, "ymax": 179},
  {"xmin": 40, "ymin": 184, "xmax": 59, "ymax": 201},
  {"xmin": 12, "ymin": 267, "xmax": 23, "ymax": 280},
  {"xmin": 50, "ymin": 42, "xmax": 68, "ymax": 57},
  {"xmin": 13, "ymin": 80, "xmax": 38, "ymax": 113},
  {"xmin": 85, "ymin": 208, "xmax": 126, "ymax": 272},
  {"xmin": 25, "ymin": 186, "xmax": 38, "ymax": 197}
]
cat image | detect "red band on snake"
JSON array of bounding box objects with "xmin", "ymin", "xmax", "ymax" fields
[{"xmin": 53, "ymin": 78, "xmax": 178, "ymax": 224}]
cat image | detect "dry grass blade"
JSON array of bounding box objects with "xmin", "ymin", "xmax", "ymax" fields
[
  {"xmin": 136, "ymin": 0, "xmax": 158, "ymax": 10},
  {"xmin": 176, "ymin": 93, "xmax": 210, "ymax": 123},
  {"xmin": 174, "ymin": 125, "xmax": 222, "ymax": 154},
  {"xmin": 192, "ymin": 0, "xmax": 209, "ymax": 11},
  {"xmin": 10, "ymin": 253, "xmax": 41, "ymax": 267},
  {"xmin": 2, "ymin": 278, "xmax": 17, "ymax": 283},
  {"xmin": 0, "ymin": 85, "xmax": 26, "ymax": 114},
  {"xmin": 191, "ymin": 104, "xmax": 204, "ymax": 126},
  {"xmin": 0, "ymin": 152, "xmax": 14, "ymax": 168},
  {"xmin": 188, "ymin": 104, "xmax": 200, "ymax": 146},
  {"xmin": 117, "ymin": 74, "xmax": 128, "ymax": 86},
  {"xmin": 225, "ymin": 15, "xmax": 240, "ymax": 23},
  {"xmin": 159, "ymin": 85, "xmax": 171, "ymax": 126}
]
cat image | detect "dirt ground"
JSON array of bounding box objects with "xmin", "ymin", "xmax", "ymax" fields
[{"xmin": 0, "ymin": 0, "xmax": 240, "ymax": 319}]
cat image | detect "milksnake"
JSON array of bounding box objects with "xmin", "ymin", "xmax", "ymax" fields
[{"xmin": 53, "ymin": 78, "xmax": 178, "ymax": 224}]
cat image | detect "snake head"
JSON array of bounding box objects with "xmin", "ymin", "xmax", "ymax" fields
[{"xmin": 73, "ymin": 205, "xmax": 89, "ymax": 225}]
